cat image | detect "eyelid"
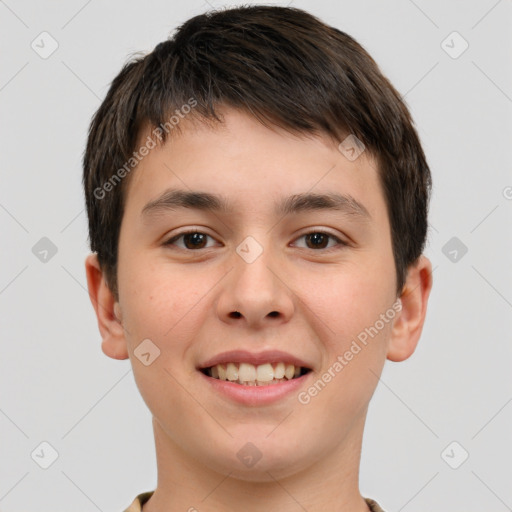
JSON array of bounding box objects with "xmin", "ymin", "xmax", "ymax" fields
[
  {"xmin": 163, "ymin": 228, "xmax": 218, "ymax": 249},
  {"xmin": 291, "ymin": 229, "xmax": 348, "ymax": 250}
]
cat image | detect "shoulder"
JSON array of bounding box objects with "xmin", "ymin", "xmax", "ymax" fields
[
  {"xmin": 364, "ymin": 497, "xmax": 387, "ymax": 512},
  {"xmin": 123, "ymin": 491, "xmax": 384, "ymax": 512},
  {"xmin": 123, "ymin": 491, "xmax": 154, "ymax": 512}
]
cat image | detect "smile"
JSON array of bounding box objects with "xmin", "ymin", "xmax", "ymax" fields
[{"xmin": 201, "ymin": 362, "xmax": 311, "ymax": 386}]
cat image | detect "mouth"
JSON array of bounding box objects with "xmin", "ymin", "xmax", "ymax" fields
[{"xmin": 199, "ymin": 362, "xmax": 312, "ymax": 386}]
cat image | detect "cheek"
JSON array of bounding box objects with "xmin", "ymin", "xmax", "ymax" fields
[
  {"xmin": 293, "ymin": 258, "xmax": 395, "ymax": 346},
  {"xmin": 118, "ymin": 258, "xmax": 219, "ymax": 370},
  {"xmin": 118, "ymin": 255, "xmax": 180, "ymax": 331},
  {"xmin": 319, "ymin": 269, "xmax": 396, "ymax": 406},
  {"xmin": 300, "ymin": 318, "xmax": 392, "ymax": 418},
  {"xmin": 118, "ymin": 262, "xmax": 205, "ymax": 418}
]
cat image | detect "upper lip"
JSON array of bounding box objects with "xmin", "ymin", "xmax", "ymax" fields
[{"xmin": 198, "ymin": 349, "xmax": 313, "ymax": 370}]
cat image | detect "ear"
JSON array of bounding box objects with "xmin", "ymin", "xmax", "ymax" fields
[
  {"xmin": 387, "ymin": 255, "xmax": 433, "ymax": 362},
  {"xmin": 84, "ymin": 253, "xmax": 129, "ymax": 360}
]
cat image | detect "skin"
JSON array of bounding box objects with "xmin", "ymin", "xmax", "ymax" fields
[{"xmin": 85, "ymin": 107, "xmax": 432, "ymax": 512}]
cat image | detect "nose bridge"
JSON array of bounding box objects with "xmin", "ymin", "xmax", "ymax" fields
[
  {"xmin": 217, "ymin": 233, "xmax": 294, "ymax": 325},
  {"xmin": 237, "ymin": 236, "xmax": 276, "ymax": 295}
]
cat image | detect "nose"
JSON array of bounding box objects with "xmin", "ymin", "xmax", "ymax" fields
[{"xmin": 216, "ymin": 241, "xmax": 295, "ymax": 328}]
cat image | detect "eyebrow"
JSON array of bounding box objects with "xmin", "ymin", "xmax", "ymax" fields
[{"xmin": 141, "ymin": 188, "xmax": 371, "ymax": 221}]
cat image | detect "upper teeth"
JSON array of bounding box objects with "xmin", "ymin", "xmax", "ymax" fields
[{"xmin": 208, "ymin": 362, "xmax": 302, "ymax": 383}]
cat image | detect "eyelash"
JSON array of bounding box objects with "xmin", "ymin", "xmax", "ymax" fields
[{"xmin": 163, "ymin": 229, "xmax": 348, "ymax": 252}]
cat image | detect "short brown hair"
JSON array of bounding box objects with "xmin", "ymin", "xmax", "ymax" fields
[{"xmin": 83, "ymin": 5, "xmax": 431, "ymax": 300}]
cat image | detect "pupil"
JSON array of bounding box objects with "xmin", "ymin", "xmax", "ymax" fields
[
  {"xmin": 185, "ymin": 233, "xmax": 206, "ymax": 249},
  {"xmin": 307, "ymin": 233, "xmax": 327, "ymax": 249}
]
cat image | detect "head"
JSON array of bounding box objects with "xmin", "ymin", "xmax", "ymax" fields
[{"xmin": 84, "ymin": 6, "xmax": 432, "ymax": 480}]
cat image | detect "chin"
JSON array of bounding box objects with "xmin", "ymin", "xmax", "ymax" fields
[{"xmin": 197, "ymin": 439, "xmax": 313, "ymax": 482}]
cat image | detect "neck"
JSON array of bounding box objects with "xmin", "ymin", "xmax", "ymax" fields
[{"xmin": 143, "ymin": 413, "xmax": 371, "ymax": 512}]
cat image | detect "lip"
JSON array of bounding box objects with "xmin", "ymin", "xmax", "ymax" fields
[
  {"xmin": 198, "ymin": 369, "xmax": 313, "ymax": 406},
  {"xmin": 197, "ymin": 349, "xmax": 314, "ymax": 370}
]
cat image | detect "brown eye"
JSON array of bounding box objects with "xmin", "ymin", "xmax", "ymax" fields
[
  {"xmin": 305, "ymin": 232, "xmax": 329, "ymax": 249},
  {"xmin": 164, "ymin": 231, "xmax": 215, "ymax": 250},
  {"xmin": 294, "ymin": 231, "xmax": 347, "ymax": 251}
]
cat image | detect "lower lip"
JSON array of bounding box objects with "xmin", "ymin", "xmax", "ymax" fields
[{"xmin": 198, "ymin": 370, "xmax": 312, "ymax": 406}]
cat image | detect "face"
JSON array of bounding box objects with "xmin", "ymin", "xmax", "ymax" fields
[{"xmin": 99, "ymin": 107, "xmax": 407, "ymax": 480}]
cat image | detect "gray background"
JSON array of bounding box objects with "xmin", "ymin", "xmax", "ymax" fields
[{"xmin": 1, "ymin": 0, "xmax": 511, "ymax": 510}]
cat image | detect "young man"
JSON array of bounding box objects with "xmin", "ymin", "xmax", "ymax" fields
[{"xmin": 83, "ymin": 6, "xmax": 433, "ymax": 512}]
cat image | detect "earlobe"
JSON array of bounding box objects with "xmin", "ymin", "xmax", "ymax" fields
[
  {"xmin": 387, "ymin": 255, "xmax": 433, "ymax": 362},
  {"xmin": 84, "ymin": 253, "xmax": 129, "ymax": 360}
]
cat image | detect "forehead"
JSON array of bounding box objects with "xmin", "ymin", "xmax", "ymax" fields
[{"xmin": 124, "ymin": 108, "xmax": 386, "ymax": 223}]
